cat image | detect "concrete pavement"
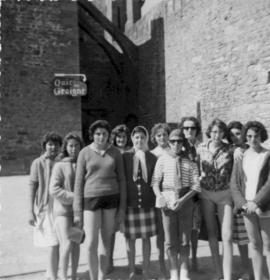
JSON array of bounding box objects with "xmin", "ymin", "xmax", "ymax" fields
[{"xmin": 0, "ymin": 176, "xmax": 245, "ymax": 280}]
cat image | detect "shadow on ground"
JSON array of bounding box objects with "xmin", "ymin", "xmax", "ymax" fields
[{"xmin": 75, "ymin": 256, "xmax": 247, "ymax": 280}]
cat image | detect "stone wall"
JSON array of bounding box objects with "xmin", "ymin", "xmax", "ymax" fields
[
  {"xmin": 126, "ymin": 4, "xmax": 166, "ymax": 131},
  {"xmin": 79, "ymin": 0, "xmax": 137, "ymax": 144},
  {"xmin": 126, "ymin": 0, "xmax": 270, "ymax": 138},
  {"xmin": 1, "ymin": 0, "xmax": 81, "ymax": 175}
]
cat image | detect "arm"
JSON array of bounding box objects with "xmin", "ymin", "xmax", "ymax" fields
[
  {"xmin": 151, "ymin": 157, "xmax": 164, "ymax": 198},
  {"xmin": 73, "ymin": 150, "xmax": 86, "ymax": 225},
  {"xmin": 230, "ymin": 158, "xmax": 247, "ymax": 210},
  {"xmin": 172, "ymin": 160, "xmax": 200, "ymax": 211},
  {"xmin": 233, "ymin": 147, "xmax": 244, "ymax": 162},
  {"xmin": 253, "ymin": 156, "xmax": 270, "ymax": 209},
  {"xmin": 28, "ymin": 160, "xmax": 39, "ymax": 226},
  {"xmin": 49, "ymin": 163, "xmax": 74, "ymax": 205},
  {"xmin": 115, "ymin": 152, "xmax": 127, "ymax": 223}
]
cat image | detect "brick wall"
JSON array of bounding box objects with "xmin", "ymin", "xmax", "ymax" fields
[
  {"xmin": 1, "ymin": 0, "xmax": 81, "ymax": 175},
  {"xmin": 126, "ymin": 0, "xmax": 270, "ymax": 140}
]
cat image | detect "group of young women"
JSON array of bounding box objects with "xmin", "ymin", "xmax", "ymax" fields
[{"xmin": 28, "ymin": 117, "xmax": 270, "ymax": 280}]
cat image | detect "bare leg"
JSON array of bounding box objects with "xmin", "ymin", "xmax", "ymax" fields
[
  {"xmin": 142, "ymin": 237, "xmax": 151, "ymax": 279},
  {"xmin": 126, "ymin": 238, "xmax": 136, "ymax": 279},
  {"xmin": 71, "ymin": 242, "xmax": 80, "ymax": 280},
  {"xmin": 107, "ymin": 233, "xmax": 116, "ymax": 274},
  {"xmin": 55, "ymin": 216, "xmax": 72, "ymax": 280},
  {"xmin": 260, "ymin": 217, "xmax": 270, "ymax": 279},
  {"xmin": 244, "ymin": 214, "xmax": 264, "ymax": 280},
  {"xmin": 84, "ymin": 210, "xmax": 101, "ymax": 280},
  {"xmin": 201, "ymin": 198, "xmax": 223, "ymax": 279},
  {"xmin": 217, "ymin": 204, "xmax": 233, "ymax": 280},
  {"xmin": 47, "ymin": 245, "xmax": 59, "ymax": 280},
  {"xmin": 100, "ymin": 208, "xmax": 117, "ymax": 280}
]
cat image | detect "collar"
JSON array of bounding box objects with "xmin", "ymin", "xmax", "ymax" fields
[{"xmin": 89, "ymin": 143, "xmax": 110, "ymax": 156}]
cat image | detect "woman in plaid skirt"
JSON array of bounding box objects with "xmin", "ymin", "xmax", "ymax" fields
[{"xmin": 123, "ymin": 126, "xmax": 157, "ymax": 280}]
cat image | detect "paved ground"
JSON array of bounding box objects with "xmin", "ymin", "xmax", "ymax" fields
[{"xmin": 0, "ymin": 176, "xmax": 248, "ymax": 280}]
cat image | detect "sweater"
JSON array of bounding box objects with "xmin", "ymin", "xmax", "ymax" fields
[
  {"xmin": 230, "ymin": 149, "xmax": 270, "ymax": 212},
  {"xmin": 73, "ymin": 145, "xmax": 125, "ymax": 216},
  {"xmin": 151, "ymin": 152, "xmax": 201, "ymax": 193},
  {"xmin": 29, "ymin": 154, "xmax": 56, "ymax": 214},
  {"xmin": 49, "ymin": 157, "xmax": 76, "ymax": 217},
  {"xmin": 123, "ymin": 149, "xmax": 157, "ymax": 208}
]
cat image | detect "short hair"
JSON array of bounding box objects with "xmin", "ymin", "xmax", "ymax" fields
[
  {"xmin": 60, "ymin": 132, "xmax": 84, "ymax": 158},
  {"xmin": 227, "ymin": 121, "xmax": 243, "ymax": 132},
  {"xmin": 178, "ymin": 116, "xmax": 201, "ymax": 137},
  {"xmin": 227, "ymin": 121, "xmax": 243, "ymax": 144},
  {"xmin": 88, "ymin": 120, "xmax": 111, "ymax": 141},
  {"xmin": 242, "ymin": 121, "xmax": 268, "ymax": 142},
  {"xmin": 111, "ymin": 124, "xmax": 130, "ymax": 146},
  {"xmin": 205, "ymin": 118, "xmax": 229, "ymax": 139},
  {"xmin": 41, "ymin": 132, "xmax": 62, "ymax": 151},
  {"xmin": 150, "ymin": 123, "xmax": 171, "ymax": 144}
]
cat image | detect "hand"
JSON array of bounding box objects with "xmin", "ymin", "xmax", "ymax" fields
[
  {"xmin": 116, "ymin": 209, "xmax": 125, "ymax": 225},
  {"xmin": 171, "ymin": 198, "xmax": 184, "ymax": 212},
  {"xmin": 245, "ymin": 201, "xmax": 258, "ymax": 214},
  {"xmin": 74, "ymin": 215, "xmax": 83, "ymax": 229},
  {"xmin": 255, "ymin": 207, "xmax": 262, "ymax": 215},
  {"xmin": 28, "ymin": 211, "xmax": 36, "ymax": 226},
  {"xmin": 156, "ymin": 195, "xmax": 167, "ymax": 209},
  {"xmin": 234, "ymin": 148, "xmax": 244, "ymax": 162}
]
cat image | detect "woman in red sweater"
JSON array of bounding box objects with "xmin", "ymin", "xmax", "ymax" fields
[{"xmin": 73, "ymin": 120, "xmax": 126, "ymax": 280}]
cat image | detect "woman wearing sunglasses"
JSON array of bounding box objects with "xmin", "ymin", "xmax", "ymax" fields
[
  {"xmin": 152, "ymin": 129, "xmax": 200, "ymax": 280},
  {"xmin": 179, "ymin": 117, "xmax": 202, "ymax": 271}
]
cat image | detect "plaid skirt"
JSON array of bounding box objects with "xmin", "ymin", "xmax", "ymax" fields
[
  {"xmin": 124, "ymin": 207, "xmax": 157, "ymax": 239},
  {"xmin": 233, "ymin": 214, "xmax": 249, "ymax": 245}
]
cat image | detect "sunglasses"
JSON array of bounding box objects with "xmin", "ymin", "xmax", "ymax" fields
[
  {"xmin": 183, "ymin": 126, "xmax": 196, "ymax": 131},
  {"xmin": 169, "ymin": 139, "xmax": 184, "ymax": 144}
]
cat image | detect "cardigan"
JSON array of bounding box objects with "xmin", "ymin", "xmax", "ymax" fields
[
  {"xmin": 151, "ymin": 152, "xmax": 201, "ymax": 193},
  {"xmin": 230, "ymin": 149, "xmax": 270, "ymax": 212},
  {"xmin": 123, "ymin": 149, "xmax": 157, "ymax": 208},
  {"xmin": 49, "ymin": 157, "xmax": 76, "ymax": 217},
  {"xmin": 73, "ymin": 145, "xmax": 125, "ymax": 217},
  {"xmin": 29, "ymin": 154, "xmax": 56, "ymax": 215}
]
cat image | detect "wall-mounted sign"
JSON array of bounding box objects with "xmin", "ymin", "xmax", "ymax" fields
[{"xmin": 53, "ymin": 74, "xmax": 87, "ymax": 97}]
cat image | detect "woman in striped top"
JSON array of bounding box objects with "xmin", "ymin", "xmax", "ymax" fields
[
  {"xmin": 151, "ymin": 129, "xmax": 200, "ymax": 280},
  {"xmin": 150, "ymin": 123, "xmax": 171, "ymax": 279}
]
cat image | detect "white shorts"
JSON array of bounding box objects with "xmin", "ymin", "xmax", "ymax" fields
[{"xmin": 33, "ymin": 202, "xmax": 58, "ymax": 247}]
